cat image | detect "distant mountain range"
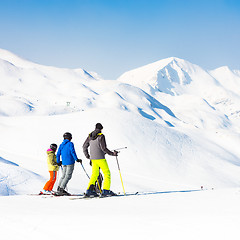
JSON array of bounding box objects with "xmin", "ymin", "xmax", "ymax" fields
[{"xmin": 1, "ymin": 48, "xmax": 240, "ymax": 131}]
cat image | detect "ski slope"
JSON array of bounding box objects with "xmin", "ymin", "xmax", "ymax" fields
[
  {"xmin": 1, "ymin": 49, "xmax": 240, "ymax": 239},
  {"xmin": 1, "ymin": 189, "xmax": 240, "ymax": 240}
]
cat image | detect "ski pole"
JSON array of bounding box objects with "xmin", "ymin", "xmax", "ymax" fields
[
  {"xmin": 80, "ymin": 162, "xmax": 90, "ymax": 179},
  {"xmin": 112, "ymin": 147, "xmax": 127, "ymax": 151},
  {"xmin": 115, "ymin": 156, "xmax": 126, "ymax": 195}
]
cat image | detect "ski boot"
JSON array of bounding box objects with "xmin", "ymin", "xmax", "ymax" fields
[
  {"xmin": 84, "ymin": 185, "xmax": 99, "ymax": 198},
  {"xmin": 100, "ymin": 189, "xmax": 117, "ymax": 198},
  {"xmin": 55, "ymin": 187, "xmax": 71, "ymax": 196},
  {"xmin": 39, "ymin": 190, "xmax": 52, "ymax": 195}
]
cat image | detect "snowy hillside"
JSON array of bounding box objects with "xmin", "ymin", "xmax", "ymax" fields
[
  {"xmin": 0, "ymin": 156, "xmax": 43, "ymax": 195},
  {"xmin": 0, "ymin": 48, "xmax": 100, "ymax": 116},
  {"xmin": 1, "ymin": 48, "xmax": 240, "ymax": 240},
  {"xmin": 1, "ymin": 48, "xmax": 240, "ymax": 195}
]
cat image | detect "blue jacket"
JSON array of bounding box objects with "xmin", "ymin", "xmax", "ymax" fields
[{"xmin": 56, "ymin": 139, "xmax": 78, "ymax": 165}]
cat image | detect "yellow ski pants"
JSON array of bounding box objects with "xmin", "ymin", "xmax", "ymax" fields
[{"xmin": 87, "ymin": 159, "xmax": 111, "ymax": 190}]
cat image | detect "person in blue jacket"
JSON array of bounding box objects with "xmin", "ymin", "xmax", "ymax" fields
[{"xmin": 56, "ymin": 132, "xmax": 82, "ymax": 195}]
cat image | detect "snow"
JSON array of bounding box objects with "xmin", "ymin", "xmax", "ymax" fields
[
  {"xmin": 1, "ymin": 189, "xmax": 240, "ymax": 240},
  {"xmin": 1, "ymin": 48, "xmax": 240, "ymax": 239}
]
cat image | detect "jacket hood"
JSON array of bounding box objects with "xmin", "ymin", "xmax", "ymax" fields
[
  {"xmin": 62, "ymin": 139, "xmax": 70, "ymax": 145},
  {"xmin": 89, "ymin": 129, "xmax": 102, "ymax": 140},
  {"xmin": 47, "ymin": 149, "xmax": 54, "ymax": 154}
]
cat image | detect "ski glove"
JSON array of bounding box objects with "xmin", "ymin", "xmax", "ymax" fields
[
  {"xmin": 76, "ymin": 159, "xmax": 82, "ymax": 164},
  {"xmin": 113, "ymin": 150, "xmax": 118, "ymax": 156},
  {"xmin": 57, "ymin": 161, "xmax": 62, "ymax": 166}
]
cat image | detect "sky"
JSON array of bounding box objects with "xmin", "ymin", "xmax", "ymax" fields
[{"xmin": 0, "ymin": 0, "xmax": 240, "ymax": 79}]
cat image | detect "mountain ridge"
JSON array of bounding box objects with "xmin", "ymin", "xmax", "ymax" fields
[{"xmin": 0, "ymin": 48, "xmax": 240, "ymax": 131}]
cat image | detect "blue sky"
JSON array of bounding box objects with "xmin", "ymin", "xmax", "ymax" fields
[{"xmin": 0, "ymin": 0, "xmax": 240, "ymax": 79}]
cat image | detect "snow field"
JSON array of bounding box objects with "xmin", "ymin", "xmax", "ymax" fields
[{"xmin": 1, "ymin": 189, "xmax": 240, "ymax": 240}]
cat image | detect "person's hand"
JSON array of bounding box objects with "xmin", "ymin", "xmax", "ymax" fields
[
  {"xmin": 57, "ymin": 161, "xmax": 62, "ymax": 166},
  {"xmin": 113, "ymin": 150, "xmax": 118, "ymax": 156},
  {"xmin": 76, "ymin": 159, "xmax": 82, "ymax": 164}
]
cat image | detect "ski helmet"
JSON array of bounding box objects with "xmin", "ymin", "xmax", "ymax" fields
[
  {"xmin": 95, "ymin": 123, "xmax": 103, "ymax": 130},
  {"xmin": 63, "ymin": 132, "xmax": 72, "ymax": 140},
  {"xmin": 50, "ymin": 143, "xmax": 57, "ymax": 151}
]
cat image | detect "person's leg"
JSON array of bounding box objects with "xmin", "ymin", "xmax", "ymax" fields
[
  {"xmin": 43, "ymin": 171, "xmax": 54, "ymax": 191},
  {"xmin": 98, "ymin": 159, "xmax": 111, "ymax": 191},
  {"xmin": 60, "ymin": 164, "xmax": 74, "ymax": 189},
  {"xmin": 48, "ymin": 171, "xmax": 57, "ymax": 191},
  {"xmin": 58, "ymin": 166, "xmax": 66, "ymax": 189},
  {"xmin": 87, "ymin": 160, "xmax": 100, "ymax": 189}
]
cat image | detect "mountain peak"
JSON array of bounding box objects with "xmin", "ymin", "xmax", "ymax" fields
[
  {"xmin": 134, "ymin": 57, "xmax": 190, "ymax": 72},
  {"xmin": 117, "ymin": 57, "xmax": 204, "ymax": 96},
  {"xmin": 212, "ymin": 66, "xmax": 232, "ymax": 73}
]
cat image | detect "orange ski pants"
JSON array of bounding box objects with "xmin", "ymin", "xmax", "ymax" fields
[{"xmin": 43, "ymin": 171, "xmax": 57, "ymax": 191}]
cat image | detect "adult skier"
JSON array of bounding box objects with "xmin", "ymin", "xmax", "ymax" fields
[
  {"xmin": 56, "ymin": 132, "xmax": 82, "ymax": 196},
  {"xmin": 83, "ymin": 123, "xmax": 118, "ymax": 197}
]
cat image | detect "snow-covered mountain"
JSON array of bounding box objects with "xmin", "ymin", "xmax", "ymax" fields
[
  {"xmin": 1, "ymin": 48, "xmax": 240, "ymax": 240},
  {"xmin": 0, "ymin": 48, "xmax": 101, "ymax": 116},
  {"xmin": 118, "ymin": 57, "xmax": 240, "ymax": 128},
  {"xmin": 117, "ymin": 57, "xmax": 240, "ymax": 97},
  {"xmin": 1, "ymin": 48, "xmax": 240, "ymax": 197}
]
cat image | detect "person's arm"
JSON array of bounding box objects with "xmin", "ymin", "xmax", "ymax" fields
[
  {"xmin": 50, "ymin": 153, "xmax": 57, "ymax": 166},
  {"xmin": 56, "ymin": 146, "xmax": 61, "ymax": 164},
  {"xmin": 99, "ymin": 135, "xmax": 115, "ymax": 156},
  {"xmin": 70, "ymin": 142, "xmax": 78, "ymax": 160},
  {"xmin": 82, "ymin": 136, "xmax": 90, "ymax": 159}
]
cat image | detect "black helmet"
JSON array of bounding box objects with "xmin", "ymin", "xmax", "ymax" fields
[
  {"xmin": 50, "ymin": 143, "xmax": 57, "ymax": 151},
  {"xmin": 95, "ymin": 123, "xmax": 103, "ymax": 130},
  {"xmin": 63, "ymin": 132, "xmax": 72, "ymax": 140}
]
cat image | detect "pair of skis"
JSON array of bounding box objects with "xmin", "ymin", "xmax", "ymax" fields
[
  {"xmin": 29, "ymin": 192, "xmax": 83, "ymax": 197},
  {"xmin": 69, "ymin": 191, "xmax": 139, "ymax": 200},
  {"xmin": 29, "ymin": 191, "xmax": 139, "ymax": 200}
]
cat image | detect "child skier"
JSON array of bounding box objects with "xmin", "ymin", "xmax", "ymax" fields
[
  {"xmin": 82, "ymin": 123, "xmax": 118, "ymax": 197},
  {"xmin": 41, "ymin": 143, "xmax": 59, "ymax": 194}
]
